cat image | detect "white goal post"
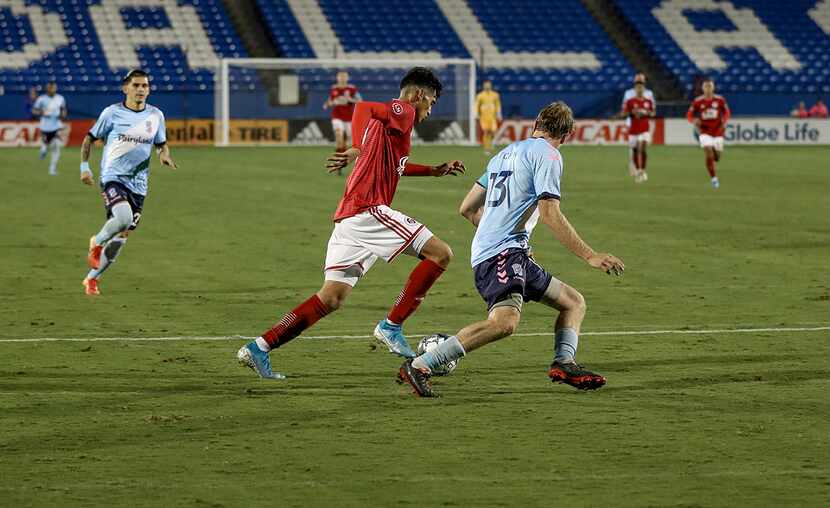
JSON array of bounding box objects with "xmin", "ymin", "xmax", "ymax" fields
[{"xmin": 214, "ymin": 58, "xmax": 477, "ymax": 146}]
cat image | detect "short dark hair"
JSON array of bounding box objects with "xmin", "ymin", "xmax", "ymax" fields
[
  {"xmin": 122, "ymin": 69, "xmax": 150, "ymax": 84},
  {"xmin": 702, "ymin": 77, "xmax": 714, "ymax": 84},
  {"xmin": 400, "ymin": 67, "xmax": 442, "ymax": 98},
  {"xmin": 535, "ymin": 101, "xmax": 574, "ymax": 139}
]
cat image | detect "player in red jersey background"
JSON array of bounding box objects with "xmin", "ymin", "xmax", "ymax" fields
[
  {"xmin": 237, "ymin": 67, "xmax": 465, "ymax": 379},
  {"xmin": 623, "ymin": 79, "xmax": 655, "ymax": 183},
  {"xmin": 687, "ymin": 78, "xmax": 730, "ymax": 188},
  {"xmin": 323, "ymin": 70, "xmax": 362, "ymax": 170}
]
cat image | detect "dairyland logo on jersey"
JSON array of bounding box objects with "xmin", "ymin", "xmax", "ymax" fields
[{"xmin": 117, "ymin": 133, "xmax": 153, "ymax": 144}]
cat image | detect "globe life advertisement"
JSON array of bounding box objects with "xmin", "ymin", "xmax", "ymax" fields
[{"xmin": 492, "ymin": 117, "xmax": 830, "ymax": 146}]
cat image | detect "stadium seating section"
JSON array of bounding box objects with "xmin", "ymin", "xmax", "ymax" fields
[
  {"xmin": 615, "ymin": 0, "xmax": 830, "ymax": 94},
  {"xmin": 257, "ymin": 0, "xmax": 633, "ymax": 94},
  {"xmin": 0, "ymin": 0, "xmax": 244, "ymax": 93},
  {"xmin": 1, "ymin": 0, "xmax": 827, "ymax": 103}
]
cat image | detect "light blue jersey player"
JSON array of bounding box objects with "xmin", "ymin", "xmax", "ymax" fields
[
  {"xmin": 470, "ymin": 137, "xmax": 555, "ymax": 267},
  {"xmin": 399, "ymin": 102, "xmax": 625, "ymax": 397},
  {"xmin": 31, "ymin": 81, "xmax": 66, "ymax": 175},
  {"xmin": 79, "ymin": 69, "xmax": 178, "ymax": 296}
]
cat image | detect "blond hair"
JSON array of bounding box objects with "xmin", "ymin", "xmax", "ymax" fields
[{"xmin": 534, "ymin": 101, "xmax": 574, "ymax": 139}]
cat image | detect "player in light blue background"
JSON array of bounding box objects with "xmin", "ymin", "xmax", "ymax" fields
[
  {"xmin": 31, "ymin": 81, "xmax": 67, "ymax": 175},
  {"xmin": 399, "ymin": 102, "xmax": 625, "ymax": 397},
  {"xmin": 79, "ymin": 69, "xmax": 178, "ymax": 296}
]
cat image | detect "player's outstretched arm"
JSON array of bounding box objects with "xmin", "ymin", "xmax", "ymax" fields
[
  {"xmin": 459, "ymin": 183, "xmax": 486, "ymax": 226},
  {"xmin": 157, "ymin": 143, "xmax": 177, "ymax": 169},
  {"xmin": 403, "ymin": 160, "xmax": 465, "ymax": 177},
  {"xmin": 538, "ymin": 199, "xmax": 624, "ymax": 276},
  {"xmin": 80, "ymin": 134, "xmax": 95, "ymax": 186}
]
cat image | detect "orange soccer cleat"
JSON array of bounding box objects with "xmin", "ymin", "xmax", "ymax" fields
[
  {"xmin": 82, "ymin": 277, "xmax": 100, "ymax": 296},
  {"xmin": 87, "ymin": 236, "xmax": 103, "ymax": 269}
]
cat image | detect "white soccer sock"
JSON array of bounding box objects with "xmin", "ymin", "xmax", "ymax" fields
[
  {"xmin": 255, "ymin": 337, "xmax": 271, "ymax": 352},
  {"xmin": 48, "ymin": 142, "xmax": 60, "ymax": 174}
]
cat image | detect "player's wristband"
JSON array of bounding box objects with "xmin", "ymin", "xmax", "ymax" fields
[{"xmin": 80, "ymin": 161, "xmax": 91, "ymax": 174}]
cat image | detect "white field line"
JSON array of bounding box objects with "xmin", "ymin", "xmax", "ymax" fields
[{"xmin": 0, "ymin": 326, "xmax": 828, "ymax": 343}]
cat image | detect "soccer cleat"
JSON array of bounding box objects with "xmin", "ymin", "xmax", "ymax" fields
[
  {"xmin": 82, "ymin": 277, "xmax": 100, "ymax": 296},
  {"xmin": 236, "ymin": 342, "xmax": 286, "ymax": 380},
  {"xmin": 711, "ymin": 177, "xmax": 720, "ymax": 189},
  {"xmin": 398, "ymin": 359, "xmax": 437, "ymax": 397},
  {"xmin": 548, "ymin": 360, "xmax": 607, "ymax": 390},
  {"xmin": 374, "ymin": 319, "xmax": 417, "ymax": 358},
  {"xmin": 87, "ymin": 236, "xmax": 103, "ymax": 269}
]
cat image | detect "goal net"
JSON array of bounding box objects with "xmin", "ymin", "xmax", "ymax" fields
[{"xmin": 214, "ymin": 58, "xmax": 476, "ymax": 146}]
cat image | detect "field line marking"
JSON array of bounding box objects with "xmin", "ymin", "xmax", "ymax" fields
[{"xmin": 0, "ymin": 325, "xmax": 828, "ymax": 343}]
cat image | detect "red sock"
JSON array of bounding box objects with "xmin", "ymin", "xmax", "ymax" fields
[
  {"xmin": 387, "ymin": 259, "xmax": 445, "ymax": 324},
  {"xmin": 261, "ymin": 294, "xmax": 330, "ymax": 348},
  {"xmin": 706, "ymin": 154, "xmax": 717, "ymax": 178}
]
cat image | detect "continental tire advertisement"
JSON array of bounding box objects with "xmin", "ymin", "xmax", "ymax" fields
[{"xmin": 0, "ymin": 118, "xmax": 468, "ymax": 146}]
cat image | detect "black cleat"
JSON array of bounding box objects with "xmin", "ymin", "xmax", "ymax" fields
[
  {"xmin": 398, "ymin": 359, "xmax": 437, "ymax": 397},
  {"xmin": 548, "ymin": 360, "xmax": 607, "ymax": 390}
]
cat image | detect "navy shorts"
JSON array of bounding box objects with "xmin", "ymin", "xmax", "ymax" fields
[
  {"xmin": 41, "ymin": 130, "xmax": 59, "ymax": 144},
  {"xmin": 101, "ymin": 181, "xmax": 145, "ymax": 231},
  {"xmin": 473, "ymin": 248, "xmax": 555, "ymax": 310}
]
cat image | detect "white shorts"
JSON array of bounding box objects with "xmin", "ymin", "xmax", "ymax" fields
[
  {"xmin": 331, "ymin": 119, "xmax": 351, "ymax": 135},
  {"xmin": 627, "ymin": 131, "xmax": 651, "ymax": 147},
  {"xmin": 324, "ymin": 205, "xmax": 434, "ymax": 286},
  {"xmin": 699, "ymin": 134, "xmax": 724, "ymax": 152}
]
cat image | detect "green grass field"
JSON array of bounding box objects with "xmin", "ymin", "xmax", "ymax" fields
[{"xmin": 1, "ymin": 144, "xmax": 829, "ymax": 507}]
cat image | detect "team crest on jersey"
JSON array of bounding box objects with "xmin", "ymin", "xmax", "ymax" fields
[
  {"xmin": 406, "ymin": 217, "xmax": 416, "ymax": 224},
  {"xmin": 392, "ymin": 102, "xmax": 403, "ymax": 115},
  {"xmin": 145, "ymin": 120, "xmax": 152, "ymax": 133},
  {"xmin": 396, "ymin": 156, "xmax": 409, "ymax": 175}
]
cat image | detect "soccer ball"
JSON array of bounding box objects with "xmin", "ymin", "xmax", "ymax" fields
[{"xmin": 416, "ymin": 333, "xmax": 459, "ymax": 376}]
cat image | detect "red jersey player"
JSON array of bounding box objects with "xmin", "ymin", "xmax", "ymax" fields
[
  {"xmin": 237, "ymin": 67, "xmax": 465, "ymax": 379},
  {"xmin": 323, "ymin": 70, "xmax": 362, "ymax": 167},
  {"xmin": 623, "ymin": 79, "xmax": 655, "ymax": 183},
  {"xmin": 687, "ymin": 78, "xmax": 730, "ymax": 188}
]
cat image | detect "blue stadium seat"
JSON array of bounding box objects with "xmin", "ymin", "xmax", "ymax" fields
[
  {"xmin": 613, "ymin": 0, "xmax": 829, "ymax": 94},
  {"xmin": 0, "ymin": 0, "xmax": 246, "ymax": 93}
]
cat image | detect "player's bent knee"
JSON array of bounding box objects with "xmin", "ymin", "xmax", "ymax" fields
[
  {"xmin": 427, "ymin": 241, "xmax": 453, "ymax": 268},
  {"xmin": 488, "ymin": 307, "xmax": 520, "ymax": 338},
  {"xmin": 559, "ymin": 285, "xmax": 587, "ymax": 314},
  {"xmin": 493, "ymin": 316, "xmax": 518, "ymax": 337},
  {"xmin": 317, "ymin": 282, "xmax": 352, "ymax": 311}
]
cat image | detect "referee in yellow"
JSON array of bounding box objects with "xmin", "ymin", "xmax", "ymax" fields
[{"xmin": 475, "ymin": 79, "xmax": 502, "ymax": 154}]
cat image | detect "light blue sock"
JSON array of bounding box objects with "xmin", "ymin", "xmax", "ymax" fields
[
  {"xmin": 412, "ymin": 336, "xmax": 466, "ymax": 373},
  {"xmin": 554, "ymin": 328, "xmax": 579, "ymax": 362},
  {"xmin": 86, "ymin": 237, "xmax": 126, "ymax": 280},
  {"xmin": 94, "ymin": 202, "xmax": 132, "ymax": 245}
]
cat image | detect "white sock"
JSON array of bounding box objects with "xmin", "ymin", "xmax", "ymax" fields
[
  {"xmin": 255, "ymin": 336, "xmax": 271, "ymax": 352},
  {"xmin": 49, "ymin": 143, "xmax": 61, "ymax": 174}
]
